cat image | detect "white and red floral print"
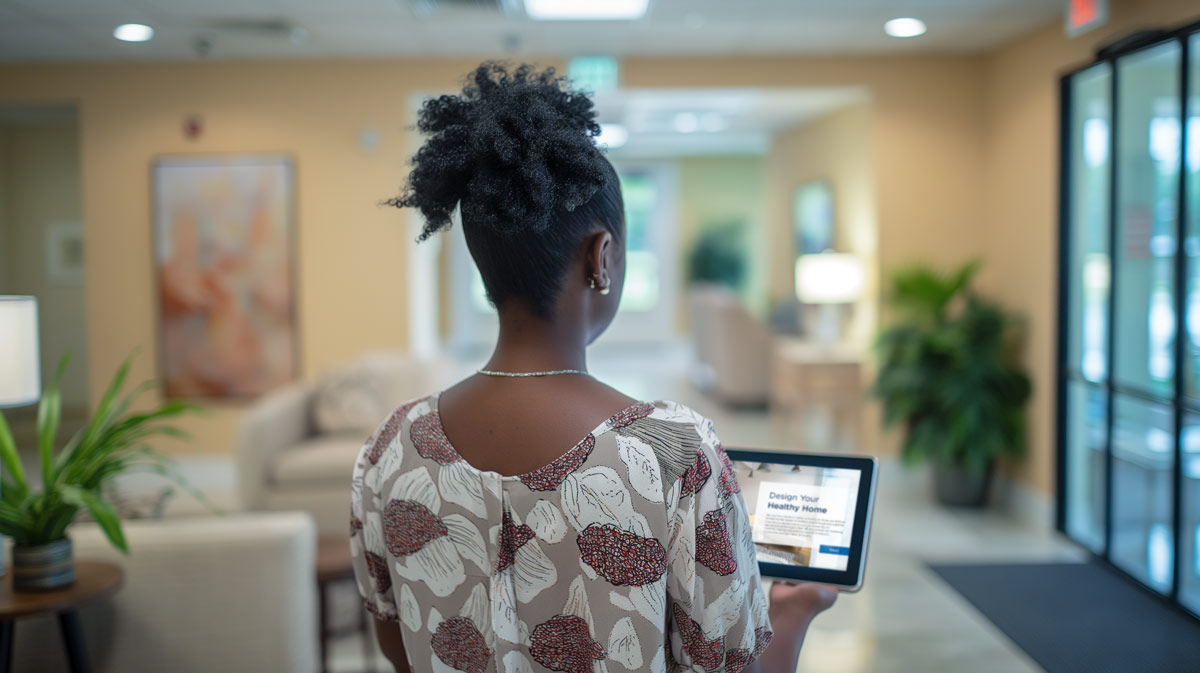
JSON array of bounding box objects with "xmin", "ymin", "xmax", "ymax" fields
[
  {"xmin": 431, "ymin": 617, "xmax": 492, "ymax": 673},
  {"xmin": 577, "ymin": 523, "xmax": 667, "ymax": 586},
  {"xmin": 694, "ymin": 509, "xmax": 737, "ymax": 576},
  {"xmin": 351, "ymin": 394, "xmax": 772, "ymax": 673}
]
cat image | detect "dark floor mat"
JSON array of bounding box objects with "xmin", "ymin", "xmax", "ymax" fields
[{"xmin": 928, "ymin": 561, "xmax": 1200, "ymax": 673}]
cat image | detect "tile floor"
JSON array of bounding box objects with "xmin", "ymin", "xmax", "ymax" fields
[{"xmin": 131, "ymin": 344, "xmax": 1084, "ymax": 672}]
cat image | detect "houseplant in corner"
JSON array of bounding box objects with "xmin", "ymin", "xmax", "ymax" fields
[
  {"xmin": 0, "ymin": 355, "xmax": 197, "ymax": 591},
  {"xmin": 871, "ymin": 261, "xmax": 1031, "ymax": 506}
]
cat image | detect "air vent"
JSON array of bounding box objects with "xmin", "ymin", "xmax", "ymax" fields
[
  {"xmin": 434, "ymin": 0, "xmax": 504, "ymax": 8},
  {"xmin": 205, "ymin": 18, "xmax": 299, "ymax": 37},
  {"xmin": 409, "ymin": 0, "xmax": 519, "ymax": 17}
]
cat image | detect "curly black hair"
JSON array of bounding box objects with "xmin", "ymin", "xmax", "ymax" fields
[{"xmin": 387, "ymin": 62, "xmax": 624, "ymax": 319}]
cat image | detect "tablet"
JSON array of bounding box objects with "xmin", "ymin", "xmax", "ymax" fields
[{"xmin": 725, "ymin": 449, "xmax": 878, "ymax": 592}]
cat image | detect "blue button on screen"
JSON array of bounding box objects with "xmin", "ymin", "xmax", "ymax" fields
[{"xmin": 819, "ymin": 545, "xmax": 850, "ymax": 556}]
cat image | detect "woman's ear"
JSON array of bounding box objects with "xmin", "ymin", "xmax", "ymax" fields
[{"xmin": 589, "ymin": 231, "xmax": 614, "ymax": 286}]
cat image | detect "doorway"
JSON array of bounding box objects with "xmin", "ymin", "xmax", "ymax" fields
[{"xmin": 0, "ymin": 104, "xmax": 88, "ymax": 434}]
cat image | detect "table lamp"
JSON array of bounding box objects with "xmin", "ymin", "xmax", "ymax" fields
[
  {"xmin": 0, "ymin": 296, "xmax": 40, "ymax": 408},
  {"xmin": 794, "ymin": 253, "xmax": 864, "ymax": 344},
  {"xmin": 0, "ymin": 296, "xmax": 39, "ymax": 578}
]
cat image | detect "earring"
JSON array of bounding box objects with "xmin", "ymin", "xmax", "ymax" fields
[
  {"xmin": 599, "ymin": 284, "xmax": 611, "ymax": 296},
  {"xmin": 590, "ymin": 275, "xmax": 611, "ymax": 295},
  {"xmin": 588, "ymin": 277, "xmax": 597, "ymax": 290}
]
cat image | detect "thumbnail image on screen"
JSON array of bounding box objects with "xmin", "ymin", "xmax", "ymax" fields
[{"xmin": 736, "ymin": 461, "xmax": 861, "ymax": 572}]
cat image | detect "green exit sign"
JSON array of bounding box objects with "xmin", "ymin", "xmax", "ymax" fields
[{"xmin": 569, "ymin": 57, "xmax": 619, "ymax": 94}]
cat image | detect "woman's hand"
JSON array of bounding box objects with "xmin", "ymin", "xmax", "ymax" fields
[
  {"xmin": 750, "ymin": 582, "xmax": 839, "ymax": 673},
  {"xmin": 768, "ymin": 581, "xmax": 839, "ymax": 626}
]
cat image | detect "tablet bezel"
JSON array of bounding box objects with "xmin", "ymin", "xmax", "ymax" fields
[{"xmin": 724, "ymin": 449, "xmax": 878, "ymax": 592}]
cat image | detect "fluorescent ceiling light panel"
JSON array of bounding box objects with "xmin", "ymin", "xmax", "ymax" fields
[
  {"xmin": 525, "ymin": 0, "xmax": 650, "ymax": 21},
  {"xmin": 114, "ymin": 23, "xmax": 154, "ymax": 42}
]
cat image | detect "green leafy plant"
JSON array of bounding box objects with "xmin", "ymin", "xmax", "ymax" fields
[
  {"xmin": 688, "ymin": 222, "xmax": 747, "ymax": 291},
  {"xmin": 871, "ymin": 261, "xmax": 1032, "ymax": 475},
  {"xmin": 0, "ymin": 355, "xmax": 202, "ymax": 552}
]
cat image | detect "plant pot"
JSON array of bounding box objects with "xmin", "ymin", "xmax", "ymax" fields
[
  {"xmin": 933, "ymin": 460, "xmax": 994, "ymax": 507},
  {"xmin": 12, "ymin": 538, "xmax": 75, "ymax": 592}
]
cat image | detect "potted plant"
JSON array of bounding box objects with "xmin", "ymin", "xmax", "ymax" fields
[
  {"xmin": 0, "ymin": 355, "xmax": 197, "ymax": 591},
  {"xmin": 687, "ymin": 222, "xmax": 747, "ymax": 291},
  {"xmin": 871, "ymin": 261, "xmax": 1031, "ymax": 506}
]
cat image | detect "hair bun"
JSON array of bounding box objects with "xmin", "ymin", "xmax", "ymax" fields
[{"xmin": 390, "ymin": 62, "xmax": 610, "ymax": 240}]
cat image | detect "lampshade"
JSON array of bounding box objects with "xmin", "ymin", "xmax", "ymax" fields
[
  {"xmin": 0, "ymin": 296, "xmax": 40, "ymax": 408},
  {"xmin": 795, "ymin": 253, "xmax": 865, "ymax": 304}
]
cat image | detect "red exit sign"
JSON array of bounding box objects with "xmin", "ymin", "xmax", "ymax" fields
[{"xmin": 1066, "ymin": 0, "xmax": 1108, "ymax": 36}]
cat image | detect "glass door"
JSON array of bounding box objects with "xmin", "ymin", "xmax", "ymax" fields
[
  {"xmin": 1063, "ymin": 62, "xmax": 1112, "ymax": 554},
  {"xmin": 1180, "ymin": 31, "xmax": 1200, "ymax": 616},
  {"xmin": 1059, "ymin": 20, "xmax": 1200, "ymax": 618},
  {"xmin": 1109, "ymin": 41, "xmax": 1181, "ymax": 594}
]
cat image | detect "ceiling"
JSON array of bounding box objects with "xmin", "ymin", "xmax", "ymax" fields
[
  {"xmin": 0, "ymin": 0, "xmax": 1064, "ymax": 63},
  {"xmin": 594, "ymin": 87, "xmax": 869, "ymax": 157}
]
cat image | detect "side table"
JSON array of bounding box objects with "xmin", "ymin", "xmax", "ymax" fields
[
  {"xmin": 0, "ymin": 561, "xmax": 123, "ymax": 673},
  {"xmin": 317, "ymin": 536, "xmax": 373, "ymax": 673},
  {"xmin": 770, "ymin": 338, "xmax": 865, "ymax": 452}
]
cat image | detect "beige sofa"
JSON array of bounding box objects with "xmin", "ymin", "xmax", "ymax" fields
[
  {"xmin": 688, "ymin": 284, "xmax": 774, "ymax": 406},
  {"xmin": 13, "ymin": 511, "xmax": 318, "ymax": 673},
  {"xmin": 236, "ymin": 353, "xmax": 437, "ymax": 535}
]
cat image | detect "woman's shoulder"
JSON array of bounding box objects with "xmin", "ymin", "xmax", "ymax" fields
[
  {"xmin": 354, "ymin": 393, "xmax": 438, "ymax": 472},
  {"xmin": 599, "ymin": 399, "xmax": 720, "ymax": 487},
  {"xmin": 625, "ymin": 399, "xmax": 718, "ymax": 442}
]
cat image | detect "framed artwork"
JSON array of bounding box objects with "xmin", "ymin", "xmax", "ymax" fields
[
  {"xmin": 44, "ymin": 220, "xmax": 84, "ymax": 284},
  {"xmin": 793, "ymin": 180, "xmax": 835, "ymax": 255},
  {"xmin": 152, "ymin": 154, "xmax": 298, "ymax": 399}
]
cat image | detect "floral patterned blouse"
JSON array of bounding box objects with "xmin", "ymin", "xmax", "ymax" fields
[{"xmin": 350, "ymin": 393, "xmax": 772, "ymax": 673}]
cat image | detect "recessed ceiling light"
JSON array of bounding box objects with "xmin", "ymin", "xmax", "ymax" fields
[
  {"xmin": 114, "ymin": 23, "xmax": 154, "ymax": 42},
  {"xmin": 525, "ymin": 0, "xmax": 650, "ymax": 21},
  {"xmin": 598, "ymin": 123, "xmax": 628, "ymax": 149},
  {"xmin": 884, "ymin": 17, "xmax": 926, "ymax": 38},
  {"xmin": 673, "ymin": 112, "xmax": 699, "ymax": 134}
]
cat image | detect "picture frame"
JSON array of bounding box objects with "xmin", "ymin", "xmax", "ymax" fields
[
  {"xmin": 151, "ymin": 154, "xmax": 299, "ymax": 399},
  {"xmin": 44, "ymin": 220, "xmax": 84, "ymax": 285},
  {"xmin": 793, "ymin": 180, "xmax": 835, "ymax": 256}
]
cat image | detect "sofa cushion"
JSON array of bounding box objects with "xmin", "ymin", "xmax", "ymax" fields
[
  {"xmin": 270, "ymin": 435, "xmax": 364, "ymax": 486},
  {"xmin": 311, "ymin": 363, "xmax": 390, "ymax": 435}
]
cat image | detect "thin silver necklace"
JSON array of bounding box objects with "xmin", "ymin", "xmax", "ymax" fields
[{"xmin": 477, "ymin": 368, "xmax": 590, "ymax": 378}]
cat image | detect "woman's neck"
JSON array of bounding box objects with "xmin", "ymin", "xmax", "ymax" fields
[{"xmin": 485, "ymin": 304, "xmax": 588, "ymax": 373}]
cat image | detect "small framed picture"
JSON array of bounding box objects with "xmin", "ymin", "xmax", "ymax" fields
[
  {"xmin": 793, "ymin": 180, "xmax": 835, "ymax": 255},
  {"xmin": 45, "ymin": 220, "xmax": 84, "ymax": 285}
]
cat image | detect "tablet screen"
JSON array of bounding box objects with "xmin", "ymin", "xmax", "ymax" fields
[
  {"xmin": 740, "ymin": 463, "xmax": 861, "ymax": 571},
  {"xmin": 724, "ymin": 449, "xmax": 877, "ymax": 589}
]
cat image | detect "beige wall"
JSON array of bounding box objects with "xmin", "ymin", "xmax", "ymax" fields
[
  {"xmin": 0, "ymin": 55, "xmax": 990, "ymax": 456},
  {"xmin": 980, "ymin": 0, "xmax": 1200, "ymax": 494},
  {"xmin": 623, "ymin": 56, "xmax": 987, "ymax": 285},
  {"xmin": 767, "ymin": 101, "xmax": 877, "ymax": 349},
  {"xmin": 0, "ymin": 61, "xmax": 487, "ymax": 452},
  {"xmin": 0, "ymin": 119, "xmax": 89, "ymax": 409}
]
